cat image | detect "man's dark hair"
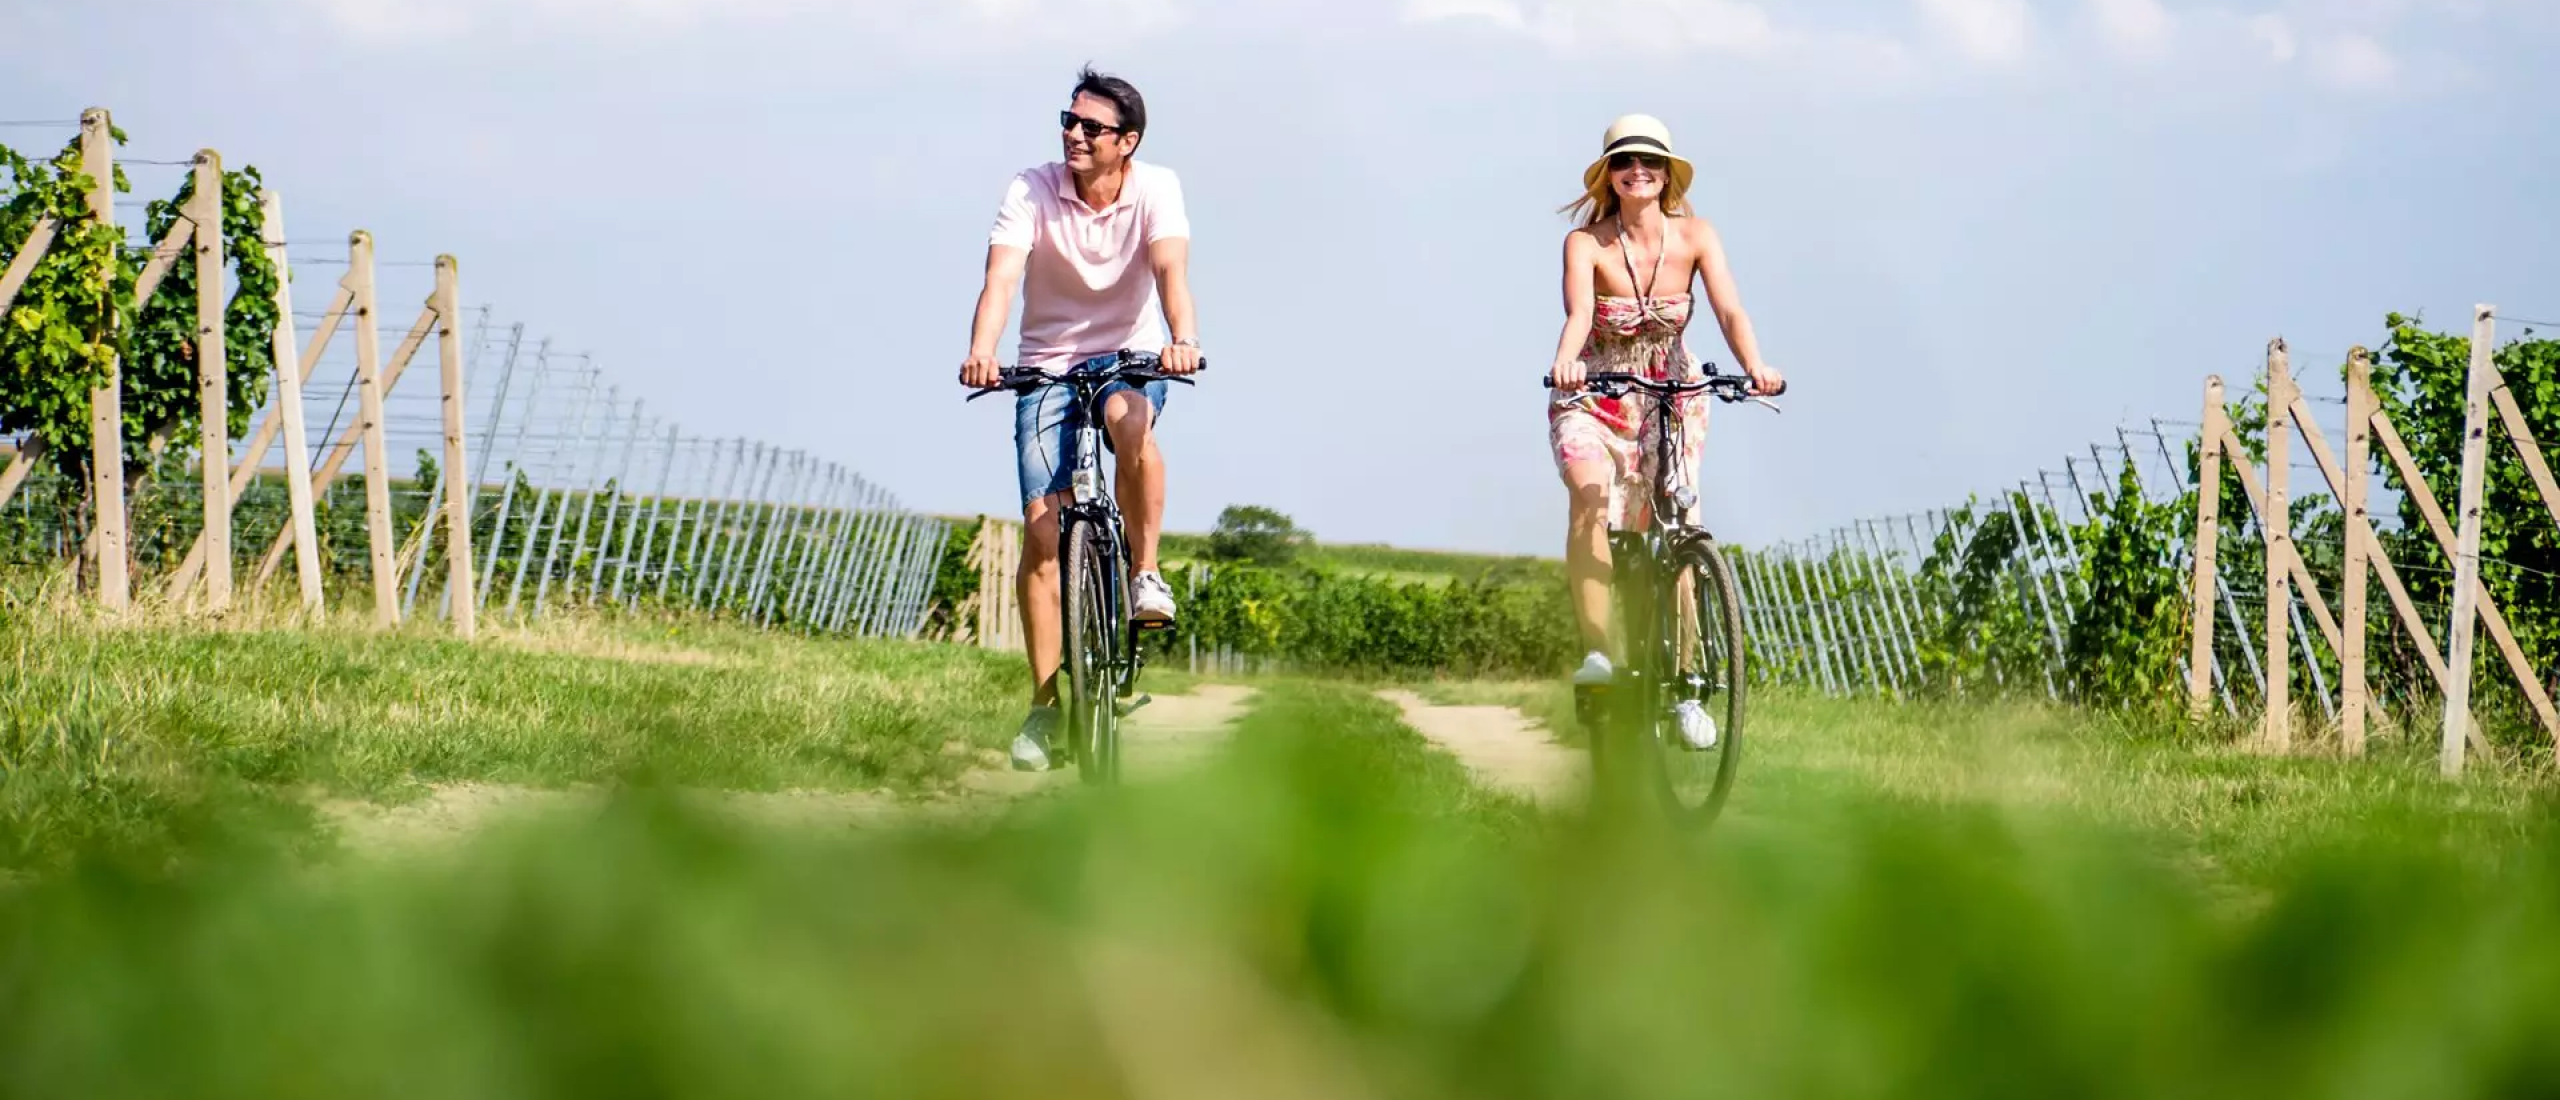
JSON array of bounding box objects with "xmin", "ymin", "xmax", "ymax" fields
[{"xmin": 1072, "ymin": 64, "xmax": 1147, "ymax": 141}]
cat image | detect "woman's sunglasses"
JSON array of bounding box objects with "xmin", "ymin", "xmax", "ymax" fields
[
  {"xmin": 1060, "ymin": 110, "xmax": 1128, "ymax": 139},
  {"xmin": 1609, "ymin": 152, "xmax": 1670, "ymax": 172}
]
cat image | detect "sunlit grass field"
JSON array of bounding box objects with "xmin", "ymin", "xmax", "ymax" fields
[{"xmin": 4, "ymin": 598, "xmax": 2558, "ymax": 1097}]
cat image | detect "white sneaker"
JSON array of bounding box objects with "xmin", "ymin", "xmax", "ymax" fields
[
  {"xmin": 1131, "ymin": 571, "xmax": 1177, "ymax": 622},
  {"xmin": 1010, "ymin": 706, "xmax": 1060, "ymax": 771},
  {"xmin": 1572, "ymin": 650, "xmax": 1614, "ymax": 685},
  {"xmin": 1674, "ymin": 699, "xmax": 1718, "ymax": 751}
]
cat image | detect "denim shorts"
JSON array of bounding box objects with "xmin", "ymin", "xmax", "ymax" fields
[{"xmin": 1015, "ymin": 353, "xmax": 1171, "ymax": 506}]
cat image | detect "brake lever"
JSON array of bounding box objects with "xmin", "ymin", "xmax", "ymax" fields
[{"xmin": 966, "ymin": 372, "xmax": 1041, "ymax": 401}]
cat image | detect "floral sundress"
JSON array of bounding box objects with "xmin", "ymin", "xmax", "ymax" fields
[{"xmin": 1547, "ymin": 226, "xmax": 1711, "ymax": 529}]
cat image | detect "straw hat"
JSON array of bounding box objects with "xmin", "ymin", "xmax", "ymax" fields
[{"xmin": 1580, "ymin": 114, "xmax": 1695, "ymax": 199}]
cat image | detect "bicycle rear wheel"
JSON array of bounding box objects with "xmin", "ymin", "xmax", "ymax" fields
[
  {"xmin": 1650, "ymin": 539, "xmax": 1747, "ymax": 824},
  {"xmin": 1060, "ymin": 518, "xmax": 1123, "ymax": 787}
]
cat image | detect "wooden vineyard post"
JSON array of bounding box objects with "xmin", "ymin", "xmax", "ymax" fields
[
  {"xmin": 2338, "ymin": 404, "xmax": 2516, "ymax": 754},
  {"xmin": 349, "ymin": 232, "xmax": 399, "ymax": 627},
  {"xmin": 82, "ymin": 109, "xmax": 129, "ymax": 611},
  {"xmin": 434, "ymin": 256, "xmax": 476, "ymax": 639},
  {"xmin": 2263, "ymin": 340, "xmax": 2293, "ymax": 752},
  {"xmin": 2342, "ymin": 349, "xmax": 2374, "ymax": 755},
  {"xmin": 260, "ymin": 193, "xmax": 326, "ymax": 612},
  {"xmin": 998, "ymin": 518, "xmax": 1021, "ymax": 650},
  {"xmin": 166, "ymin": 255, "xmax": 348, "ymax": 604},
  {"xmin": 191, "ymin": 151, "xmax": 233, "ymax": 612},
  {"xmin": 2442, "ymin": 306, "xmax": 2495, "ymax": 776},
  {"xmin": 974, "ymin": 519, "xmax": 1000, "ymax": 648},
  {"xmin": 2188, "ymin": 376, "xmax": 2226, "ymax": 721}
]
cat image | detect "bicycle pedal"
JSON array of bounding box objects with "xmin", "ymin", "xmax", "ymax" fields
[
  {"xmin": 1572, "ymin": 682, "xmax": 1610, "ymax": 730},
  {"xmin": 1131, "ymin": 617, "xmax": 1177, "ymax": 633},
  {"xmin": 1115, "ymin": 694, "xmax": 1153, "ymax": 718}
]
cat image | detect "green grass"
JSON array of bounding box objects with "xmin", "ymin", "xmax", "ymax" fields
[
  {"xmin": 11, "ymin": 574, "xmax": 2560, "ymax": 1097},
  {"xmin": 8, "ymin": 677, "xmax": 2560, "ymax": 1096},
  {"xmin": 0, "ymin": 598, "xmax": 1052, "ymax": 875},
  {"xmin": 1409, "ymin": 677, "xmax": 2559, "ymax": 898}
]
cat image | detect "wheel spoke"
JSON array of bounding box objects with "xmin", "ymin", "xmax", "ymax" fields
[{"xmin": 1638, "ymin": 540, "xmax": 1748, "ymax": 825}]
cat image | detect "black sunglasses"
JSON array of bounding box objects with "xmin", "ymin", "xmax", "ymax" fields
[
  {"xmin": 1060, "ymin": 110, "xmax": 1129, "ymax": 139},
  {"xmin": 1608, "ymin": 152, "xmax": 1670, "ymax": 172}
]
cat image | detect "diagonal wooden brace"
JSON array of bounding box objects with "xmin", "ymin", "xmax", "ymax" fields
[
  {"xmin": 161, "ymin": 284, "xmax": 356, "ymax": 599},
  {"xmin": 2213, "ymin": 424, "xmax": 2343, "ymax": 656},
  {"xmin": 2365, "ymin": 406, "xmax": 2560, "ymax": 746},
  {"xmin": 251, "ymin": 305, "xmax": 437, "ymax": 587}
]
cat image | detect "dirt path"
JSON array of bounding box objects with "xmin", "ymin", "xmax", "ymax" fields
[
  {"xmin": 1376, "ymin": 690, "xmax": 1585, "ymax": 808},
  {"xmin": 317, "ymin": 684, "xmax": 1260, "ymax": 858},
  {"xmin": 958, "ymin": 683, "xmax": 1259, "ymax": 799}
]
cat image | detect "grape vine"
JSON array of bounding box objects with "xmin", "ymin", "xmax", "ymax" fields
[
  {"xmin": 129, "ymin": 162, "xmax": 280, "ymax": 455},
  {"xmin": 1, "ymin": 127, "xmax": 278, "ymax": 506},
  {"xmin": 0, "ymin": 129, "xmax": 131, "ymax": 473}
]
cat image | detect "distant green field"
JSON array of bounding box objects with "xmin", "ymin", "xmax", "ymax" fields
[{"xmin": 1158, "ymin": 532, "xmax": 1562, "ymax": 586}]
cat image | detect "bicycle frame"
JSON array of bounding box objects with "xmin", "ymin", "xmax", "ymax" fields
[
  {"xmin": 1547, "ymin": 365, "xmax": 1779, "ymax": 817},
  {"xmin": 971, "ymin": 349, "xmax": 1201, "ymax": 702},
  {"xmin": 1052, "ymin": 362, "xmax": 1144, "ymax": 698},
  {"xmin": 1560, "ymin": 367, "xmax": 1771, "ymax": 564}
]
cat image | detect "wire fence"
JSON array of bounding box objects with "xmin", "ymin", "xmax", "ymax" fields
[
  {"xmin": 1739, "ymin": 326, "xmax": 2559, "ymax": 766},
  {"xmin": 0, "ymin": 307, "xmax": 951, "ymax": 640}
]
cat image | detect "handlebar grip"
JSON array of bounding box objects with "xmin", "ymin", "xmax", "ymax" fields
[{"xmin": 1543, "ymin": 371, "xmax": 1634, "ymax": 388}]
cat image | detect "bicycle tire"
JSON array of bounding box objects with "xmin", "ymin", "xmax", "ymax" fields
[
  {"xmin": 1649, "ymin": 539, "xmax": 1747, "ymax": 825},
  {"xmin": 1593, "ymin": 531, "xmax": 1660, "ymax": 813},
  {"xmin": 1061, "ymin": 519, "xmax": 1121, "ymax": 787}
]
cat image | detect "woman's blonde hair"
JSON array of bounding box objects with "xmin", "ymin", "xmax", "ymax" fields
[{"xmin": 1560, "ymin": 169, "xmax": 1692, "ymax": 227}]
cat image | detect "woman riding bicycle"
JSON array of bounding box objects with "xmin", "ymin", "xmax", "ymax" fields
[{"xmin": 1545, "ymin": 114, "xmax": 1785, "ymax": 749}]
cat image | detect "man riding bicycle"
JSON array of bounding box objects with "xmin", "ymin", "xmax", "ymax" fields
[{"xmin": 959, "ymin": 64, "xmax": 1203, "ymax": 772}]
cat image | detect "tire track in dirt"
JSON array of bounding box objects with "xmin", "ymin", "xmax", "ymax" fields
[
  {"xmin": 317, "ymin": 684, "xmax": 1261, "ymax": 857},
  {"xmin": 957, "ymin": 683, "xmax": 1260, "ymax": 799},
  {"xmin": 1376, "ymin": 690, "xmax": 1585, "ymax": 808}
]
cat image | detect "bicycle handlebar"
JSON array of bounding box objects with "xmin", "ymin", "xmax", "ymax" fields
[
  {"xmin": 1541, "ymin": 370, "xmax": 1787, "ymax": 402},
  {"xmin": 965, "ymin": 349, "xmax": 1207, "ymax": 401}
]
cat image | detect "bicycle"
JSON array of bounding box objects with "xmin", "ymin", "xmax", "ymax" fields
[
  {"xmin": 969, "ymin": 349, "xmax": 1204, "ymax": 786},
  {"xmin": 1540, "ymin": 365, "xmax": 1782, "ymax": 826}
]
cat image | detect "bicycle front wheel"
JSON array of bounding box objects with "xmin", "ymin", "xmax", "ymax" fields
[
  {"xmin": 1650, "ymin": 539, "xmax": 1747, "ymax": 824},
  {"xmin": 1060, "ymin": 518, "xmax": 1122, "ymax": 787}
]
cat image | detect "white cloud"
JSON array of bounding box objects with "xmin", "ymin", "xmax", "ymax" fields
[
  {"xmin": 1398, "ymin": 0, "xmax": 1779, "ymax": 56},
  {"xmin": 1658, "ymin": 0, "xmax": 1779, "ymax": 53},
  {"xmin": 2313, "ymin": 32, "xmax": 2399, "ymax": 88},
  {"xmin": 2086, "ymin": 0, "xmax": 2173, "ymax": 59},
  {"xmin": 1915, "ymin": 0, "xmax": 2034, "ymax": 64},
  {"xmin": 268, "ymin": 0, "xmax": 1183, "ymax": 42},
  {"xmin": 2246, "ymin": 13, "xmax": 2298, "ymax": 63},
  {"xmin": 1400, "ymin": 0, "xmax": 1525, "ymax": 32}
]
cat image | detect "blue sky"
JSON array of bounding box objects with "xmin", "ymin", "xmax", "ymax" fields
[{"xmin": 4, "ymin": 0, "xmax": 2554, "ymax": 555}]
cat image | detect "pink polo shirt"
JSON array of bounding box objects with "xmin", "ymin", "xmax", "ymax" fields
[{"xmin": 989, "ymin": 160, "xmax": 1191, "ymax": 373}]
